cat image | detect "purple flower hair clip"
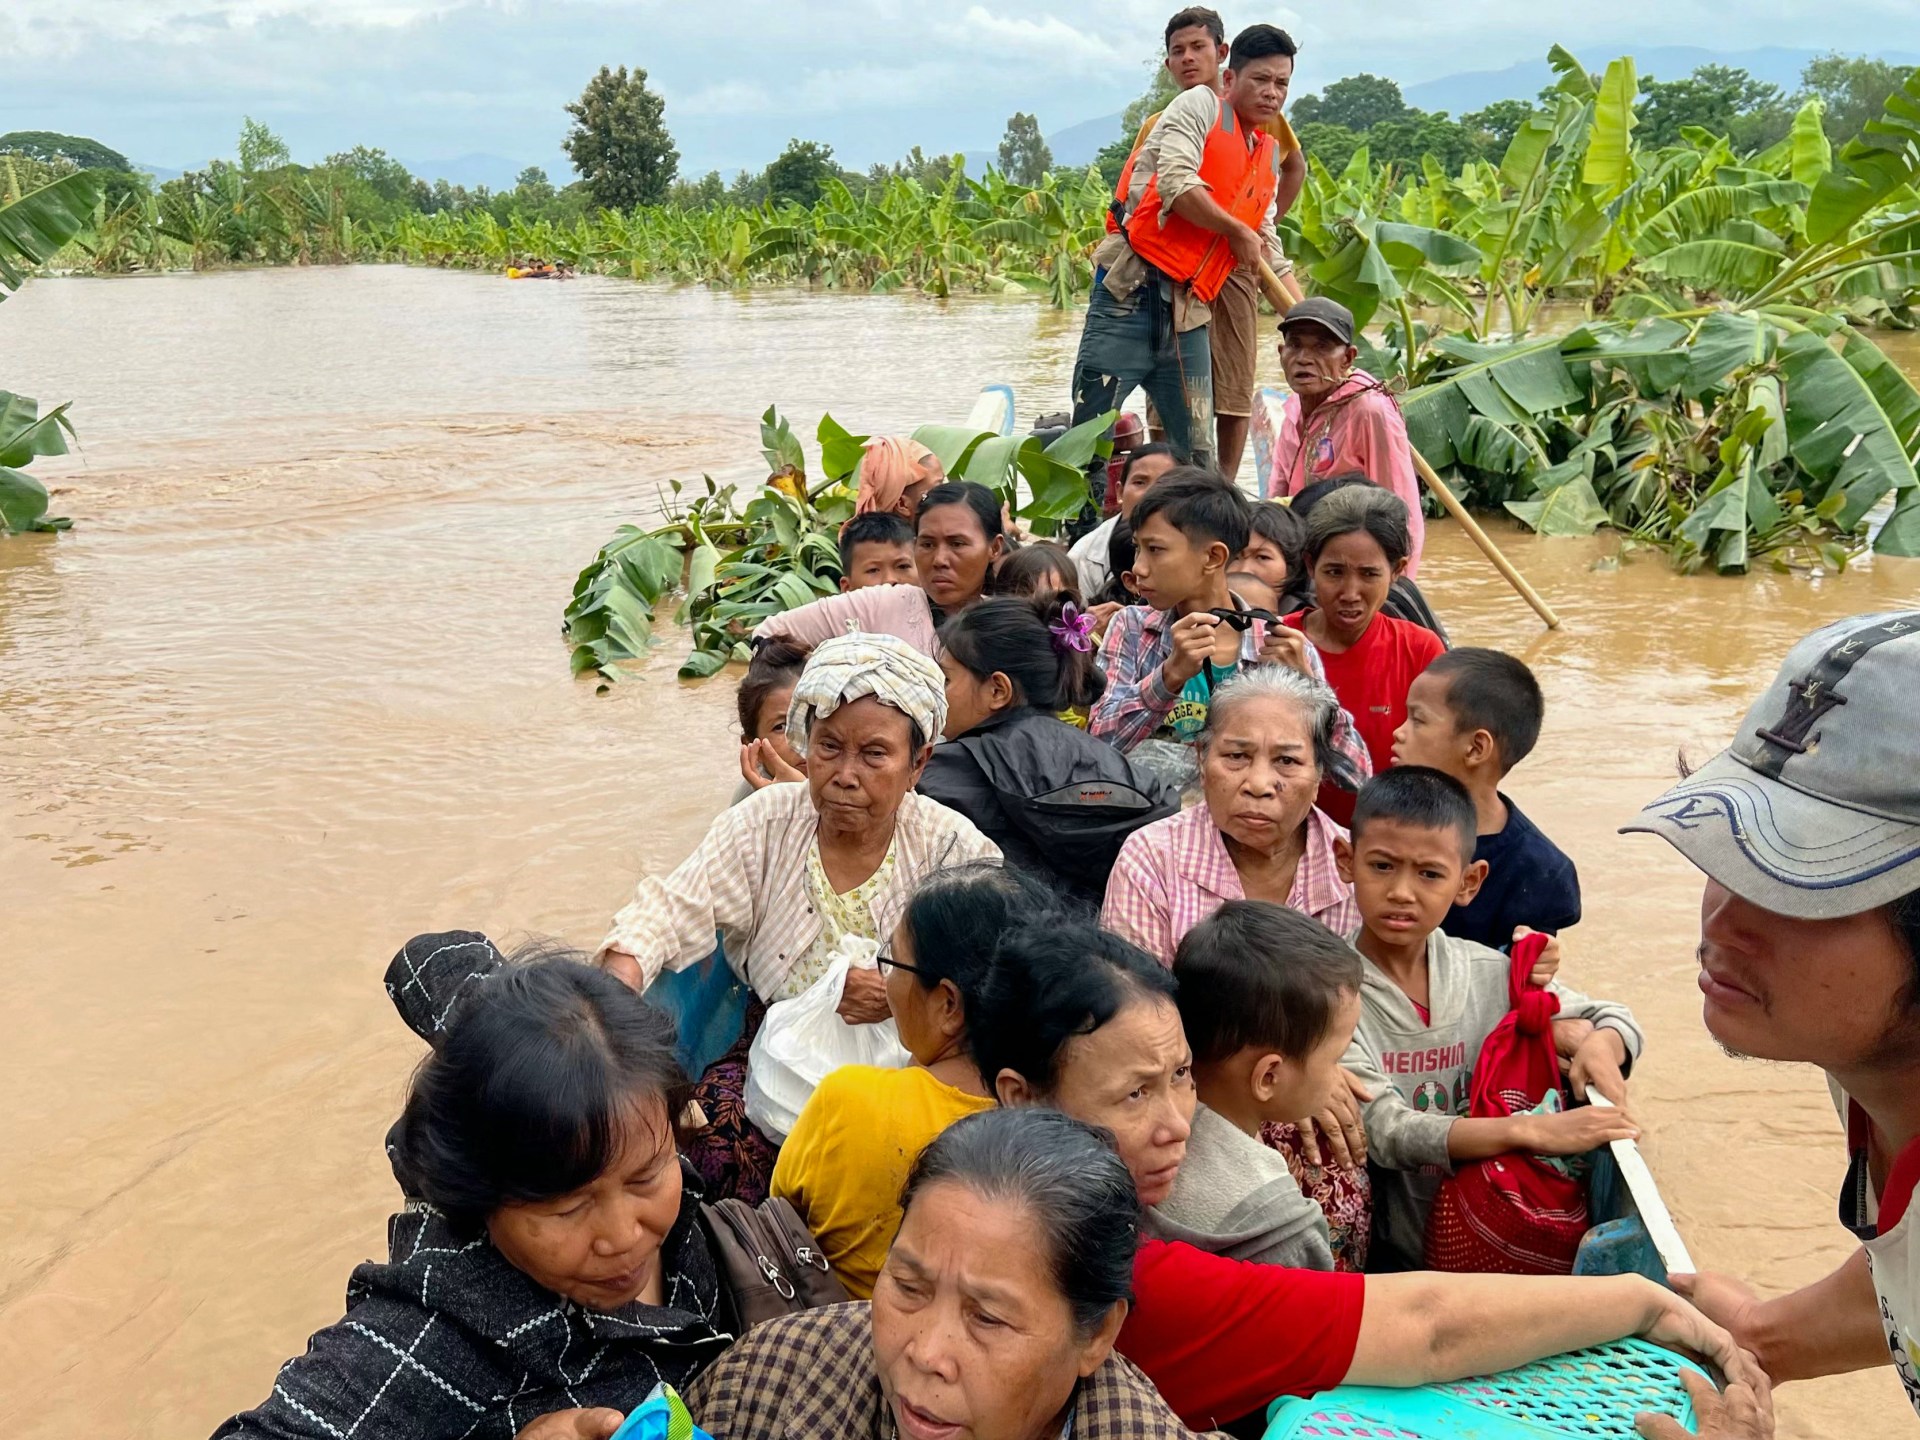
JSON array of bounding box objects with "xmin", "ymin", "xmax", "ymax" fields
[{"xmin": 1049, "ymin": 601, "xmax": 1094, "ymax": 654}]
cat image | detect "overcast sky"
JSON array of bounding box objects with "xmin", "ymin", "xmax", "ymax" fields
[{"xmin": 4, "ymin": 0, "xmax": 1909, "ymax": 181}]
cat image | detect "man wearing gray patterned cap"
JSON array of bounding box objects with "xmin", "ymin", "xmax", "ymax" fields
[{"xmin": 1624, "ymin": 610, "xmax": 1920, "ymax": 1423}]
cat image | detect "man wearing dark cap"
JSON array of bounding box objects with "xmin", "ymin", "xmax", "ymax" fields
[
  {"xmin": 1266, "ymin": 296, "xmax": 1426, "ymax": 577},
  {"xmin": 1625, "ymin": 611, "xmax": 1920, "ymax": 1423}
]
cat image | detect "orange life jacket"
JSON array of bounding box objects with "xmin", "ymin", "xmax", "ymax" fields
[
  {"xmin": 1105, "ymin": 116, "xmax": 1157, "ymax": 235},
  {"xmin": 1123, "ymin": 97, "xmax": 1278, "ymax": 303}
]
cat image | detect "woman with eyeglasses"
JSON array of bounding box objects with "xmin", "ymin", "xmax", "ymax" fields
[{"xmin": 768, "ymin": 862, "xmax": 1057, "ymax": 1299}]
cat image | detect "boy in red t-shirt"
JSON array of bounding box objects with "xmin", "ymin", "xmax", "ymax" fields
[{"xmin": 1284, "ymin": 483, "xmax": 1443, "ymax": 824}]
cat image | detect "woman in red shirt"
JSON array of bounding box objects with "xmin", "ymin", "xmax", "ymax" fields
[
  {"xmin": 1284, "ymin": 483, "xmax": 1444, "ymax": 827},
  {"xmin": 970, "ymin": 920, "xmax": 1759, "ymax": 1435}
]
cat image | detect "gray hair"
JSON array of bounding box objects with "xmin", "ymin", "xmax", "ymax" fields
[
  {"xmin": 900, "ymin": 1107, "xmax": 1138, "ymax": 1336},
  {"xmin": 1304, "ymin": 482, "xmax": 1413, "ymax": 567},
  {"xmin": 1198, "ymin": 666, "xmax": 1361, "ymax": 791}
]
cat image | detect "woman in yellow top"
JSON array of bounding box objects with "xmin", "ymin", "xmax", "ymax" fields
[{"xmin": 770, "ymin": 862, "xmax": 1054, "ymax": 1298}]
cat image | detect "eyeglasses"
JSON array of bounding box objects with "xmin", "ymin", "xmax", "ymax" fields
[{"xmin": 876, "ymin": 949, "xmax": 929, "ymax": 980}]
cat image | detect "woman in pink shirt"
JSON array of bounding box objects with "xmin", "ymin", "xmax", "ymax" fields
[
  {"xmin": 1102, "ymin": 665, "xmax": 1371, "ymax": 1267},
  {"xmin": 1264, "ymin": 297, "xmax": 1424, "ymax": 578},
  {"xmin": 753, "ymin": 482, "xmax": 1006, "ymax": 658}
]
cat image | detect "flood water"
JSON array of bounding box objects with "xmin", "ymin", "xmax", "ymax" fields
[{"xmin": 4, "ymin": 266, "xmax": 1920, "ymax": 1438}]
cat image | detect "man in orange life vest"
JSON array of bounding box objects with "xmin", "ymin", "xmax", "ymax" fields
[
  {"xmin": 1123, "ymin": 8, "xmax": 1307, "ymax": 480},
  {"xmin": 1067, "ymin": 23, "xmax": 1295, "ymax": 494}
]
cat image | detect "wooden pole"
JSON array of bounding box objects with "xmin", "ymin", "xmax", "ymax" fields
[
  {"xmin": 1257, "ymin": 260, "xmax": 1561, "ymax": 631},
  {"xmin": 1409, "ymin": 448, "xmax": 1561, "ymax": 629}
]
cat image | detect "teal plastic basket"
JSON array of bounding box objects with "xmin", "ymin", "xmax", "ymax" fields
[{"xmin": 1263, "ymin": 1339, "xmax": 1707, "ymax": 1439}]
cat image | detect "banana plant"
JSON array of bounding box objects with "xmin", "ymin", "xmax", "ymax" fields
[
  {"xmin": 0, "ymin": 391, "xmax": 76, "ymax": 533},
  {"xmin": 0, "ymin": 170, "xmax": 105, "ymax": 297},
  {"xmin": 911, "ymin": 409, "xmax": 1117, "ymax": 526}
]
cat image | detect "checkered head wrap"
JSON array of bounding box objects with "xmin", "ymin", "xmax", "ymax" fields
[{"xmin": 788, "ymin": 630, "xmax": 946, "ymax": 754}]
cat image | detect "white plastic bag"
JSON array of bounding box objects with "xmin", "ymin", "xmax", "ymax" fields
[{"xmin": 744, "ymin": 934, "xmax": 909, "ymax": 1141}]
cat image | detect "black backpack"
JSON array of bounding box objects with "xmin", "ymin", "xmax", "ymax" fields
[{"xmin": 953, "ymin": 714, "xmax": 1179, "ymax": 904}]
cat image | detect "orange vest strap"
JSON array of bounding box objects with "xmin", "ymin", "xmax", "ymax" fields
[{"xmin": 1123, "ymin": 97, "xmax": 1278, "ymax": 303}]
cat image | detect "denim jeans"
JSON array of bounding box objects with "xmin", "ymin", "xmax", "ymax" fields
[{"xmin": 1069, "ymin": 274, "xmax": 1216, "ymax": 490}]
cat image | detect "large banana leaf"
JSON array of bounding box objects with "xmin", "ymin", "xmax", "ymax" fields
[
  {"xmin": 1778, "ymin": 328, "xmax": 1919, "ymax": 536},
  {"xmin": 0, "ymin": 170, "xmax": 105, "ymax": 298},
  {"xmin": 910, "ymin": 409, "xmax": 1114, "ymax": 523},
  {"xmin": 1546, "ymin": 45, "xmax": 1597, "ymax": 102},
  {"xmin": 1636, "ymin": 183, "xmax": 1804, "ymax": 255},
  {"xmin": 1682, "ymin": 311, "xmax": 1771, "ymax": 396},
  {"xmin": 1583, "ymin": 58, "xmax": 1639, "ymax": 198},
  {"xmin": 0, "ymin": 392, "xmax": 76, "ymax": 533},
  {"xmin": 1505, "ymin": 458, "xmax": 1611, "ymax": 535},
  {"xmin": 1804, "ymin": 68, "xmax": 1920, "ymax": 246},
  {"xmin": 1840, "ymin": 329, "xmax": 1920, "ymax": 462},
  {"xmin": 0, "ymin": 465, "xmax": 67, "ymax": 532},
  {"xmin": 1638, "ymin": 237, "xmax": 1785, "ymax": 295},
  {"xmin": 1430, "ymin": 334, "xmax": 1584, "ymax": 415},
  {"xmin": 0, "ymin": 391, "xmax": 74, "ymax": 466},
  {"xmin": 816, "ymin": 413, "xmax": 869, "ymax": 483},
  {"xmin": 1499, "ymin": 113, "xmax": 1560, "ymax": 195},
  {"xmin": 1789, "ymin": 99, "xmax": 1833, "ymax": 190},
  {"xmin": 1880, "ymin": 487, "xmax": 1920, "ymax": 556},
  {"xmin": 1311, "ymin": 218, "xmax": 1481, "ymax": 327},
  {"xmin": 1403, "ymin": 334, "xmax": 1571, "ymax": 467}
]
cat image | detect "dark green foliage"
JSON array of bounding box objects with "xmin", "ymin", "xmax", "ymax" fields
[
  {"xmin": 998, "ymin": 113, "xmax": 1054, "ymax": 187},
  {"xmin": 762, "ymin": 140, "xmax": 839, "ymax": 208},
  {"xmin": 1292, "ymin": 74, "xmax": 1411, "ymax": 133},
  {"xmin": 1801, "ymin": 54, "xmax": 1914, "ymax": 142},
  {"xmin": 1461, "ymin": 101, "xmax": 1539, "ymax": 152},
  {"xmin": 563, "ymin": 65, "xmax": 679, "ymax": 210},
  {"xmin": 1292, "ymin": 121, "xmax": 1363, "ymax": 176},
  {"xmin": 0, "ymin": 131, "xmax": 131, "ymax": 171},
  {"xmin": 1639, "ymin": 66, "xmax": 1792, "ymax": 149}
]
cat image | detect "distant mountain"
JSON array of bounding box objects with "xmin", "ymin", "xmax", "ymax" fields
[
  {"xmin": 1043, "ymin": 45, "xmax": 1920, "ymax": 163},
  {"xmin": 1403, "ymin": 45, "xmax": 1920, "ymax": 116},
  {"xmin": 397, "ymin": 152, "xmax": 528, "ymax": 191},
  {"xmin": 1049, "ymin": 111, "xmax": 1126, "ymax": 168},
  {"xmin": 948, "ymin": 113, "xmax": 1122, "ymax": 178},
  {"xmin": 131, "ymin": 160, "xmax": 183, "ymax": 182}
]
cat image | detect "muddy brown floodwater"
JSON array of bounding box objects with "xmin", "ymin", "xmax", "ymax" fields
[{"xmin": 3, "ymin": 267, "xmax": 1919, "ymax": 1438}]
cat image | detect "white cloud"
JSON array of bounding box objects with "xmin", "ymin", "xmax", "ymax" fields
[
  {"xmin": 3, "ymin": 0, "xmax": 1914, "ymax": 180},
  {"xmin": 941, "ymin": 6, "xmax": 1128, "ymax": 70}
]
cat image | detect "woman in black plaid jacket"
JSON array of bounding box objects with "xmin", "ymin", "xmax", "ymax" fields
[
  {"xmin": 211, "ymin": 933, "xmax": 736, "ymax": 1440},
  {"xmin": 689, "ymin": 1107, "xmax": 1225, "ymax": 1440}
]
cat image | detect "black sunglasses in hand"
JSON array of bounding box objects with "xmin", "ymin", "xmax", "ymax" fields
[{"xmin": 1207, "ymin": 606, "xmax": 1281, "ymax": 630}]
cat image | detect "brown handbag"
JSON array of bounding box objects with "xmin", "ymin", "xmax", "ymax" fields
[{"xmin": 700, "ymin": 1196, "xmax": 849, "ymax": 1331}]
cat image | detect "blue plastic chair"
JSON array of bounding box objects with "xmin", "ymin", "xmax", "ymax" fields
[{"xmin": 1263, "ymin": 1338, "xmax": 1706, "ymax": 1439}]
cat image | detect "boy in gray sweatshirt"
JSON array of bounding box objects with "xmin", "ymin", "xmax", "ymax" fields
[
  {"xmin": 1336, "ymin": 767, "xmax": 1645, "ymax": 1270},
  {"xmin": 1153, "ymin": 900, "xmax": 1365, "ymax": 1270}
]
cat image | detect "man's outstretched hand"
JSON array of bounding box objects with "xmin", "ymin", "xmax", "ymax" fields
[{"xmin": 1635, "ymin": 1368, "xmax": 1772, "ymax": 1440}]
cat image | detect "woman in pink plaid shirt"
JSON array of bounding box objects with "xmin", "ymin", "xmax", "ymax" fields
[{"xmin": 1102, "ymin": 666, "xmax": 1374, "ymax": 1268}]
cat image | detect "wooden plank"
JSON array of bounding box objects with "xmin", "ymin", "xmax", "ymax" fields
[{"xmin": 1589, "ymin": 1094, "xmax": 1696, "ymax": 1276}]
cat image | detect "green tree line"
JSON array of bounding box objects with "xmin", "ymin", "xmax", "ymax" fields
[{"xmin": 6, "ymin": 48, "xmax": 1920, "ymax": 574}]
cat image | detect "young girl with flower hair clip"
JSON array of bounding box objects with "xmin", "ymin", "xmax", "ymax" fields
[{"xmin": 917, "ymin": 595, "xmax": 1178, "ymax": 906}]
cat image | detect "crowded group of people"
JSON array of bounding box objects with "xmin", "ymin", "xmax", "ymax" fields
[{"xmin": 211, "ymin": 9, "xmax": 1920, "ymax": 1440}]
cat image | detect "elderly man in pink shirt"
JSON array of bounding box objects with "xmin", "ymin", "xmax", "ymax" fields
[{"xmin": 1264, "ymin": 297, "xmax": 1425, "ymax": 577}]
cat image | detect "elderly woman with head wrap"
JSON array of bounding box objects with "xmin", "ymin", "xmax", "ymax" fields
[
  {"xmin": 599, "ymin": 632, "xmax": 1000, "ymax": 1201},
  {"xmin": 854, "ymin": 436, "xmax": 945, "ymax": 519}
]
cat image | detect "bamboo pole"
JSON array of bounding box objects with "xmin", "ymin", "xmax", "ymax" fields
[
  {"xmin": 1258, "ymin": 260, "xmax": 1561, "ymax": 631},
  {"xmin": 1409, "ymin": 448, "xmax": 1561, "ymax": 630}
]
